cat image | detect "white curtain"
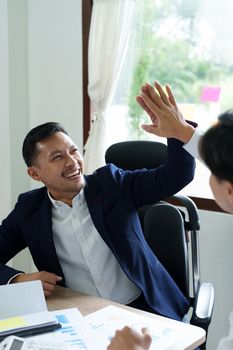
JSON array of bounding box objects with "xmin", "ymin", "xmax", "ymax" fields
[{"xmin": 84, "ymin": 0, "xmax": 135, "ymax": 174}]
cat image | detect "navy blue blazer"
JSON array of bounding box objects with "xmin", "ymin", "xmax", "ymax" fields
[{"xmin": 0, "ymin": 138, "xmax": 195, "ymax": 321}]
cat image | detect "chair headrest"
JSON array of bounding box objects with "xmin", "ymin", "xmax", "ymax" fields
[{"xmin": 105, "ymin": 140, "xmax": 167, "ymax": 170}]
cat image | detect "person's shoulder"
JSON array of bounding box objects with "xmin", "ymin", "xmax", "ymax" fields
[
  {"xmin": 85, "ymin": 164, "xmax": 127, "ymax": 188},
  {"xmin": 18, "ymin": 187, "xmax": 47, "ymax": 204},
  {"xmin": 87, "ymin": 163, "xmax": 121, "ymax": 177}
]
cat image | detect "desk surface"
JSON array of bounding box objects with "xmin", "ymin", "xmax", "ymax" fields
[{"xmin": 47, "ymin": 286, "xmax": 205, "ymax": 350}]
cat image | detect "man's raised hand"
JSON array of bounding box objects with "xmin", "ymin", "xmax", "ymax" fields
[{"xmin": 136, "ymin": 81, "xmax": 195, "ymax": 143}]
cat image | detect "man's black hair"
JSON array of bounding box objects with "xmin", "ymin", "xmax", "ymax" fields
[
  {"xmin": 199, "ymin": 110, "xmax": 233, "ymax": 182},
  {"xmin": 22, "ymin": 122, "xmax": 68, "ymax": 167}
]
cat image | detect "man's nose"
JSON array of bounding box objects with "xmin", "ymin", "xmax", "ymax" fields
[{"xmin": 65, "ymin": 154, "xmax": 77, "ymax": 166}]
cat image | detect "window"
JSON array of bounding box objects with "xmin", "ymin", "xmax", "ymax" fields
[
  {"xmin": 105, "ymin": 0, "xmax": 233, "ymax": 206},
  {"xmin": 83, "ymin": 0, "xmax": 231, "ymax": 211}
]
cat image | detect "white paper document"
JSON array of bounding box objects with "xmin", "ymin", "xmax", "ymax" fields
[{"xmin": 85, "ymin": 305, "xmax": 205, "ymax": 350}]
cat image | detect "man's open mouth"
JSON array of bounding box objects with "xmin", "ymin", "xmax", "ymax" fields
[{"xmin": 64, "ymin": 169, "xmax": 81, "ymax": 179}]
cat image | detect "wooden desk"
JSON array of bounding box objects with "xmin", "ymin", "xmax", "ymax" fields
[{"xmin": 47, "ymin": 286, "xmax": 205, "ymax": 350}]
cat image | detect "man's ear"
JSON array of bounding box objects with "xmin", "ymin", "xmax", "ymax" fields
[
  {"xmin": 27, "ymin": 166, "xmax": 41, "ymax": 182},
  {"xmin": 227, "ymin": 181, "xmax": 233, "ymax": 204}
]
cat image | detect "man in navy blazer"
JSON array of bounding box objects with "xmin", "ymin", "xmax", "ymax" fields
[{"xmin": 0, "ymin": 114, "xmax": 196, "ymax": 321}]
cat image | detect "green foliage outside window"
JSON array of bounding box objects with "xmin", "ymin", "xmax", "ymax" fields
[{"xmin": 127, "ymin": 0, "xmax": 232, "ymax": 138}]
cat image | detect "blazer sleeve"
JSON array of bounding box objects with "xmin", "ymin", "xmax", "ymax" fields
[
  {"xmin": 0, "ymin": 201, "xmax": 27, "ymax": 284},
  {"xmin": 105, "ymin": 137, "xmax": 196, "ymax": 208}
]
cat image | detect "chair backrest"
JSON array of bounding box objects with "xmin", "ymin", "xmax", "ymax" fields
[
  {"xmin": 105, "ymin": 140, "xmax": 167, "ymax": 170},
  {"xmin": 138, "ymin": 203, "xmax": 189, "ymax": 297}
]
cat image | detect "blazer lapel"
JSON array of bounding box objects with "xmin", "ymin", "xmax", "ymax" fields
[{"xmin": 84, "ymin": 177, "xmax": 111, "ymax": 246}]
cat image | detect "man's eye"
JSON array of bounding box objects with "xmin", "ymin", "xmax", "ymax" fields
[
  {"xmin": 53, "ymin": 155, "xmax": 62, "ymax": 161},
  {"xmin": 71, "ymin": 148, "xmax": 78, "ymax": 154}
]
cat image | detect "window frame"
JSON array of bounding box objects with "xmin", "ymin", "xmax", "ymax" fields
[{"xmin": 82, "ymin": 0, "xmax": 92, "ymax": 145}]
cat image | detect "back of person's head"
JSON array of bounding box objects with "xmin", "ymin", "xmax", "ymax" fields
[
  {"xmin": 199, "ymin": 110, "xmax": 233, "ymax": 182},
  {"xmin": 22, "ymin": 122, "xmax": 68, "ymax": 167}
]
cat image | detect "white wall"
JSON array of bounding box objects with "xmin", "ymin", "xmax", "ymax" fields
[
  {"xmin": 7, "ymin": 0, "xmax": 30, "ymax": 202},
  {"xmin": 0, "ymin": 0, "xmax": 11, "ymax": 218},
  {"xmin": 28, "ymin": 0, "xmax": 83, "ymax": 146},
  {"xmin": 2, "ymin": 0, "xmax": 83, "ymax": 201},
  {"xmin": 199, "ymin": 210, "xmax": 233, "ymax": 349}
]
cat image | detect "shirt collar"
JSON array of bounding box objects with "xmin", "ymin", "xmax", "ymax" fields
[{"xmin": 47, "ymin": 189, "xmax": 85, "ymax": 210}]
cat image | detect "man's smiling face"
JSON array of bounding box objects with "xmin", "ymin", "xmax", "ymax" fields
[{"xmin": 27, "ymin": 131, "xmax": 85, "ymax": 205}]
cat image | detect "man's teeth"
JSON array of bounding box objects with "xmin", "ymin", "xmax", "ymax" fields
[{"xmin": 65, "ymin": 169, "xmax": 80, "ymax": 178}]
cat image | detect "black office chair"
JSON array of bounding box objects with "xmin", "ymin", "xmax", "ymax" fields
[{"xmin": 105, "ymin": 140, "xmax": 214, "ymax": 349}]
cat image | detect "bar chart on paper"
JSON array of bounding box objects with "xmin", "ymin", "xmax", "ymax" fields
[
  {"xmin": 28, "ymin": 308, "xmax": 102, "ymax": 350},
  {"xmin": 54, "ymin": 313, "xmax": 87, "ymax": 348}
]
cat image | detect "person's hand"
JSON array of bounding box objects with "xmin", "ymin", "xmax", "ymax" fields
[
  {"xmin": 10, "ymin": 271, "xmax": 62, "ymax": 297},
  {"xmin": 107, "ymin": 326, "xmax": 152, "ymax": 350},
  {"xmin": 136, "ymin": 81, "xmax": 195, "ymax": 143}
]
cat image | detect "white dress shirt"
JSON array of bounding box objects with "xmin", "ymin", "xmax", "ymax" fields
[
  {"xmin": 49, "ymin": 189, "xmax": 141, "ymax": 304},
  {"xmin": 183, "ymin": 128, "xmax": 203, "ymax": 160}
]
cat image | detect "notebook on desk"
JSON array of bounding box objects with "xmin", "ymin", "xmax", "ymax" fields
[
  {"xmin": 0, "ymin": 281, "xmax": 61, "ymax": 340},
  {"xmin": 0, "ymin": 311, "xmax": 61, "ymax": 341}
]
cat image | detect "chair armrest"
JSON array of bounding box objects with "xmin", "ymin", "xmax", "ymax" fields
[
  {"xmin": 190, "ymin": 283, "xmax": 215, "ymax": 332},
  {"xmin": 171, "ymin": 194, "xmax": 200, "ymax": 230}
]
